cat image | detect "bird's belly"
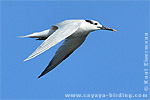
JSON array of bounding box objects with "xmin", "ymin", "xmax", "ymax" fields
[{"xmin": 70, "ymin": 29, "xmax": 89, "ymax": 37}]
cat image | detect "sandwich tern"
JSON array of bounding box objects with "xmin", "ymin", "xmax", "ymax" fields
[{"xmin": 19, "ymin": 19, "xmax": 117, "ymax": 78}]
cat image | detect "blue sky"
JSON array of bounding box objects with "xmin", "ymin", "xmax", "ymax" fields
[{"xmin": 1, "ymin": 1, "xmax": 149, "ymax": 100}]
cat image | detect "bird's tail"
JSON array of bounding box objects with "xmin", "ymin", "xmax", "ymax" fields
[
  {"xmin": 17, "ymin": 29, "xmax": 50, "ymax": 38},
  {"xmin": 17, "ymin": 35, "xmax": 29, "ymax": 38}
]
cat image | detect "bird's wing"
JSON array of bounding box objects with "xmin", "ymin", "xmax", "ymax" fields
[
  {"xmin": 38, "ymin": 35, "xmax": 87, "ymax": 78},
  {"xmin": 24, "ymin": 21, "xmax": 81, "ymax": 61}
]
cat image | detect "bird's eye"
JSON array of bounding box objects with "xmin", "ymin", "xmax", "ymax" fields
[{"xmin": 94, "ymin": 23, "xmax": 98, "ymax": 25}]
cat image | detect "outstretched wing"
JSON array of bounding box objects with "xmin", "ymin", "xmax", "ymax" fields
[
  {"xmin": 24, "ymin": 21, "xmax": 81, "ymax": 61},
  {"xmin": 38, "ymin": 35, "xmax": 87, "ymax": 78}
]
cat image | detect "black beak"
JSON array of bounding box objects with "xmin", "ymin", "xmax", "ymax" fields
[{"xmin": 101, "ymin": 26, "xmax": 117, "ymax": 32}]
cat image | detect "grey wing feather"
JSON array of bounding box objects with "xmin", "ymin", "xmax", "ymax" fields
[
  {"xmin": 24, "ymin": 21, "xmax": 81, "ymax": 61},
  {"xmin": 38, "ymin": 36, "xmax": 87, "ymax": 78}
]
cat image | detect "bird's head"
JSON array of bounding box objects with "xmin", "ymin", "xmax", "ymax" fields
[{"xmin": 84, "ymin": 20, "xmax": 117, "ymax": 32}]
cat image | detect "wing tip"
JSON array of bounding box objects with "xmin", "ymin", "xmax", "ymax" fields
[
  {"xmin": 38, "ymin": 69, "xmax": 49, "ymax": 78},
  {"xmin": 24, "ymin": 59, "xmax": 28, "ymax": 62},
  {"xmin": 38, "ymin": 75, "xmax": 42, "ymax": 78},
  {"xmin": 24, "ymin": 55, "xmax": 34, "ymax": 62},
  {"xmin": 24, "ymin": 58, "xmax": 30, "ymax": 62},
  {"xmin": 38, "ymin": 73, "xmax": 44, "ymax": 78}
]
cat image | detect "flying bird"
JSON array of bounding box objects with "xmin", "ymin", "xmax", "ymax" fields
[{"xmin": 19, "ymin": 19, "xmax": 117, "ymax": 78}]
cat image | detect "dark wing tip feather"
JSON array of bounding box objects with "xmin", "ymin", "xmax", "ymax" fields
[
  {"xmin": 37, "ymin": 68, "xmax": 50, "ymax": 78},
  {"xmin": 37, "ymin": 62, "xmax": 53, "ymax": 78},
  {"xmin": 38, "ymin": 75, "xmax": 42, "ymax": 78}
]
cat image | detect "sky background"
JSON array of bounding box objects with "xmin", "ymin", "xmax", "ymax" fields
[{"xmin": 1, "ymin": 0, "xmax": 149, "ymax": 100}]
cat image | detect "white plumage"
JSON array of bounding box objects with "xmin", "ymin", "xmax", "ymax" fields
[{"xmin": 19, "ymin": 19, "xmax": 116, "ymax": 78}]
